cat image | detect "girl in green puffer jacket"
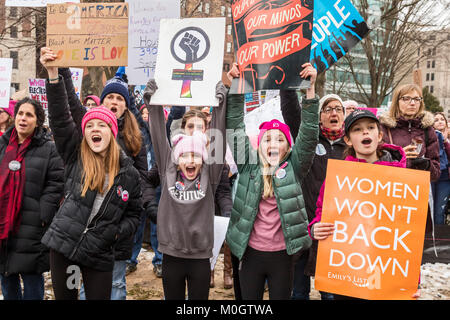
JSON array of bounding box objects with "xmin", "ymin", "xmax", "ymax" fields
[{"xmin": 225, "ymin": 63, "xmax": 319, "ymax": 300}]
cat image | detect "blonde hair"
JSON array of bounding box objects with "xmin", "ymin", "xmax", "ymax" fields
[
  {"xmin": 80, "ymin": 135, "xmax": 120, "ymax": 197},
  {"xmin": 257, "ymin": 142, "xmax": 291, "ymax": 199},
  {"xmin": 390, "ymin": 84, "xmax": 425, "ymax": 119},
  {"xmin": 122, "ymin": 109, "xmax": 142, "ymax": 157}
]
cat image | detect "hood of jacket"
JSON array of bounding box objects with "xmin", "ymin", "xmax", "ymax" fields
[
  {"xmin": 344, "ymin": 143, "xmax": 407, "ymax": 168},
  {"xmin": 378, "ymin": 110, "xmax": 435, "ymax": 129}
]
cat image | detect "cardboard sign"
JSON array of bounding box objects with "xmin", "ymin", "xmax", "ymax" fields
[
  {"xmin": 0, "ymin": 58, "xmax": 13, "ymax": 109},
  {"xmin": 5, "ymin": 0, "xmax": 79, "ymax": 7},
  {"xmin": 310, "ymin": 0, "xmax": 369, "ymax": 74},
  {"xmin": 126, "ymin": 0, "xmax": 180, "ymax": 85},
  {"xmin": 46, "ymin": 2, "xmax": 129, "ymax": 67},
  {"xmin": 230, "ymin": 0, "xmax": 314, "ymax": 93},
  {"xmin": 150, "ymin": 18, "xmax": 225, "ymax": 107},
  {"xmin": 315, "ymin": 160, "xmax": 429, "ymax": 300}
]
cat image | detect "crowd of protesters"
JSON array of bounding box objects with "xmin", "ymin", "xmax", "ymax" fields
[{"xmin": 0, "ymin": 47, "xmax": 447, "ymax": 301}]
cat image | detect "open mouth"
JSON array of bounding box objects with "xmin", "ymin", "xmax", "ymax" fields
[
  {"xmin": 110, "ymin": 107, "xmax": 118, "ymax": 113},
  {"xmin": 186, "ymin": 166, "xmax": 196, "ymax": 176},
  {"xmin": 268, "ymin": 150, "xmax": 279, "ymax": 158},
  {"xmin": 330, "ymin": 119, "xmax": 338, "ymax": 124},
  {"xmin": 91, "ymin": 135, "xmax": 102, "ymax": 143},
  {"xmin": 362, "ymin": 138, "xmax": 372, "ymax": 145}
]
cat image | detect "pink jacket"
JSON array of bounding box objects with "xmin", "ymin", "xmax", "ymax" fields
[{"xmin": 308, "ymin": 144, "xmax": 407, "ymax": 239}]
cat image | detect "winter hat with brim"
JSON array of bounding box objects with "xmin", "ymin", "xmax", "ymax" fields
[
  {"xmin": 83, "ymin": 95, "xmax": 101, "ymax": 107},
  {"xmin": 100, "ymin": 77, "xmax": 130, "ymax": 108},
  {"xmin": 258, "ymin": 119, "xmax": 292, "ymax": 147},
  {"xmin": 81, "ymin": 106, "xmax": 118, "ymax": 138},
  {"xmin": 172, "ymin": 131, "xmax": 208, "ymax": 162},
  {"xmin": 319, "ymin": 94, "xmax": 345, "ymax": 114},
  {"xmin": 344, "ymin": 108, "xmax": 379, "ymax": 133}
]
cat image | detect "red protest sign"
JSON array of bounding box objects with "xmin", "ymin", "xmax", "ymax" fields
[{"xmin": 230, "ymin": 0, "xmax": 313, "ymax": 93}]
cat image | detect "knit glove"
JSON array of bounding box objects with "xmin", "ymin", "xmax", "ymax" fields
[
  {"xmin": 215, "ymin": 81, "xmax": 227, "ymax": 105},
  {"xmin": 143, "ymin": 79, "xmax": 158, "ymax": 106}
]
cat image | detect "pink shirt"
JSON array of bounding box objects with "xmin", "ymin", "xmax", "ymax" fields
[{"xmin": 248, "ymin": 196, "xmax": 286, "ymax": 252}]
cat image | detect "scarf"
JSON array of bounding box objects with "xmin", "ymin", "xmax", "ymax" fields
[
  {"xmin": 0, "ymin": 128, "xmax": 33, "ymax": 248},
  {"xmin": 320, "ymin": 124, "xmax": 345, "ymax": 141}
]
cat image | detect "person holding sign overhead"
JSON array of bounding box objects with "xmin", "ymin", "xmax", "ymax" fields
[
  {"xmin": 308, "ymin": 109, "xmax": 420, "ymax": 299},
  {"xmin": 143, "ymin": 79, "xmax": 228, "ymax": 300},
  {"xmin": 225, "ymin": 63, "xmax": 319, "ymax": 300},
  {"xmin": 39, "ymin": 47, "xmax": 154, "ymax": 300}
]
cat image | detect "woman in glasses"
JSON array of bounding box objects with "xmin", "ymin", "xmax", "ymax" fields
[{"xmin": 379, "ymin": 84, "xmax": 440, "ymax": 182}]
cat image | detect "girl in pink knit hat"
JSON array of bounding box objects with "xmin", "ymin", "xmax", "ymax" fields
[
  {"xmin": 40, "ymin": 49, "xmax": 142, "ymax": 300},
  {"xmin": 144, "ymin": 79, "xmax": 228, "ymax": 300}
]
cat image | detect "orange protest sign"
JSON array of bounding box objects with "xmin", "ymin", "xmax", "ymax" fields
[
  {"xmin": 315, "ymin": 159, "xmax": 429, "ymax": 300},
  {"xmin": 46, "ymin": 2, "xmax": 128, "ymax": 67}
]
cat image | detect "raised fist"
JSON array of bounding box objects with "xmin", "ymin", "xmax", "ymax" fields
[{"xmin": 179, "ymin": 32, "xmax": 200, "ymax": 63}]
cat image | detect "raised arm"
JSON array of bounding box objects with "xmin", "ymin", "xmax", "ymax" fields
[
  {"xmin": 208, "ymin": 81, "xmax": 228, "ymax": 186},
  {"xmin": 291, "ymin": 63, "xmax": 320, "ymax": 180},
  {"xmin": 144, "ymin": 80, "xmax": 171, "ymax": 175},
  {"xmin": 58, "ymin": 67, "xmax": 86, "ymax": 134}
]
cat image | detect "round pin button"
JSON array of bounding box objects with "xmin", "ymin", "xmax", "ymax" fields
[{"xmin": 9, "ymin": 160, "xmax": 21, "ymax": 172}]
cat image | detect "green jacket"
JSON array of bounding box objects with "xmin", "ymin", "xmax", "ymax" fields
[{"xmin": 225, "ymin": 92, "xmax": 319, "ymax": 260}]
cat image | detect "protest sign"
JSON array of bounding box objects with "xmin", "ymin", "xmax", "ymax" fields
[
  {"xmin": 230, "ymin": 0, "xmax": 314, "ymax": 94},
  {"xmin": 46, "ymin": 2, "xmax": 128, "ymax": 67},
  {"xmin": 310, "ymin": 0, "xmax": 369, "ymax": 74},
  {"xmin": 315, "ymin": 160, "xmax": 429, "ymax": 300},
  {"xmin": 28, "ymin": 78, "xmax": 48, "ymax": 125},
  {"xmin": 6, "ymin": 0, "xmax": 79, "ymax": 7},
  {"xmin": 244, "ymin": 96, "xmax": 283, "ymax": 150},
  {"xmin": 210, "ymin": 216, "xmax": 230, "ymax": 271},
  {"xmin": 0, "ymin": 58, "xmax": 13, "ymax": 109},
  {"xmin": 70, "ymin": 68, "xmax": 83, "ymax": 99},
  {"xmin": 150, "ymin": 18, "xmax": 225, "ymax": 107},
  {"xmin": 126, "ymin": 0, "xmax": 180, "ymax": 85}
]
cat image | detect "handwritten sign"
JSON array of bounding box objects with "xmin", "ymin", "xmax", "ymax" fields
[
  {"xmin": 46, "ymin": 2, "xmax": 129, "ymax": 67},
  {"xmin": 70, "ymin": 68, "xmax": 83, "ymax": 99},
  {"xmin": 5, "ymin": 0, "xmax": 79, "ymax": 7},
  {"xmin": 126, "ymin": 0, "xmax": 180, "ymax": 85},
  {"xmin": 150, "ymin": 18, "xmax": 225, "ymax": 107},
  {"xmin": 310, "ymin": 0, "xmax": 369, "ymax": 74},
  {"xmin": 0, "ymin": 58, "xmax": 13, "ymax": 109},
  {"xmin": 315, "ymin": 160, "xmax": 429, "ymax": 300},
  {"xmin": 230, "ymin": 0, "xmax": 314, "ymax": 93}
]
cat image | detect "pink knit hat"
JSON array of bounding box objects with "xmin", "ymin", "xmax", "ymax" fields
[
  {"xmin": 81, "ymin": 106, "xmax": 118, "ymax": 138},
  {"xmin": 258, "ymin": 119, "xmax": 292, "ymax": 147},
  {"xmin": 83, "ymin": 95, "xmax": 101, "ymax": 107},
  {"xmin": 3, "ymin": 100, "xmax": 17, "ymax": 117},
  {"xmin": 172, "ymin": 131, "xmax": 208, "ymax": 162}
]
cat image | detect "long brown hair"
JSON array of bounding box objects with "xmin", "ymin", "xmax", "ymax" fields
[
  {"xmin": 121, "ymin": 109, "xmax": 142, "ymax": 157},
  {"xmin": 80, "ymin": 135, "xmax": 121, "ymax": 197}
]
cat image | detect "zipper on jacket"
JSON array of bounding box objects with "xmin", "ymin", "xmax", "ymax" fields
[
  {"xmin": 68, "ymin": 176, "xmax": 121, "ymax": 260},
  {"xmin": 408, "ymin": 121, "xmax": 412, "ymax": 133}
]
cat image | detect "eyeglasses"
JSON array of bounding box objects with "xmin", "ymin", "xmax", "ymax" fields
[
  {"xmin": 399, "ymin": 96, "xmax": 422, "ymax": 104},
  {"xmin": 322, "ymin": 106, "xmax": 344, "ymax": 114},
  {"xmin": 85, "ymin": 103, "xmax": 97, "ymax": 107}
]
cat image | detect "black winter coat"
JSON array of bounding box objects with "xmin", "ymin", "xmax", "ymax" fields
[
  {"xmin": 279, "ymin": 90, "xmax": 347, "ymax": 276},
  {"xmin": 58, "ymin": 68, "xmax": 151, "ymax": 260},
  {"xmin": 41, "ymin": 78, "xmax": 142, "ymax": 272},
  {"xmin": 0, "ymin": 126, "xmax": 64, "ymax": 275}
]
